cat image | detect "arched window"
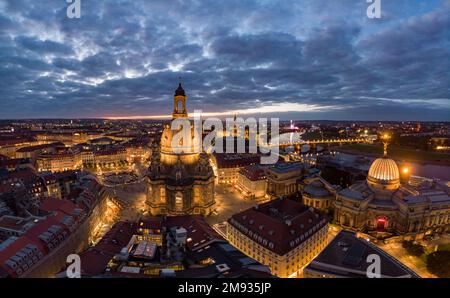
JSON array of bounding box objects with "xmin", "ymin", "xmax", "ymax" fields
[{"xmin": 175, "ymin": 192, "xmax": 183, "ymax": 211}]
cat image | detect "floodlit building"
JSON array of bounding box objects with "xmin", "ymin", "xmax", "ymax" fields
[
  {"xmin": 0, "ymin": 138, "xmax": 40, "ymax": 158},
  {"xmin": 36, "ymin": 150, "xmax": 82, "ymax": 172},
  {"xmin": 93, "ymin": 148, "xmax": 127, "ymax": 167},
  {"xmin": 334, "ymin": 140, "xmax": 450, "ymax": 239},
  {"xmin": 236, "ymin": 165, "xmax": 268, "ymax": 199},
  {"xmin": 265, "ymin": 162, "xmax": 308, "ymax": 198},
  {"xmin": 15, "ymin": 142, "xmax": 64, "ymax": 162},
  {"xmin": 146, "ymin": 83, "xmax": 215, "ymax": 216},
  {"xmin": 227, "ymin": 198, "xmax": 328, "ymax": 277},
  {"xmin": 212, "ymin": 153, "xmax": 260, "ymax": 185}
]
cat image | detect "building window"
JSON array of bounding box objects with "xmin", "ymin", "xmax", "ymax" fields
[{"xmin": 175, "ymin": 192, "xmax": 183, "ymax": 211}]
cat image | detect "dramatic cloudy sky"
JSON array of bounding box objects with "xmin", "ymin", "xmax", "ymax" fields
[{"xmin": 0, "ymin": 0, "xmax": 449, "ymax": 120}]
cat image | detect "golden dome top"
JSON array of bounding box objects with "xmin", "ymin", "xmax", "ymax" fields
[
  {"xmin": 365, "ymin": 132, "xmax": 400, "ymax": 192},
  {"xmin": 367, "ymin": 157, "xmax": 400, "ymax": 191},
  {"xmin": 368, "ymin": 157, "xmax": 400, "ymax": 182}
]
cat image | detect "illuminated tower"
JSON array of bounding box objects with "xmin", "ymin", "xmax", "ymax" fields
[
  {"xmin": 173, "ymin": 80, "xmax": 188, "ymax": 119},
  {"xmin": 146, "ymin": 82, "xmax": 215, "ymax": 216}
]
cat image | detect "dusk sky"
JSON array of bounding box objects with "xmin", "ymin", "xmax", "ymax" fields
[{"xmin": 0, "ymin": 0, "xmax": 449, "ymax": 120}]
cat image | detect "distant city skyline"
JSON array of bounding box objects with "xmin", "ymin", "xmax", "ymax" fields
[{"xmin": 0, "ymin": 0, "xmax": 449, "ymax": 120}]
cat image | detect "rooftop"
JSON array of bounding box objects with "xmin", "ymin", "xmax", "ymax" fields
[
  {"xmin": 77, "ymin": 221, "xmax": 136, "ymax": 276},
  {"xmin": 214, "ymin": 153, "xmax": 260, "ymax": 168},
  {"xmin": 75, "ymin": 216, "xmax": 272, "ymax": 278},
  {"xmin": 305, "ymin": 230, "xmax": 419, "ymax": 278},
  {"xmin": 177, "ymin": 241, "xmax": 272, "ymax": 278},
  {"xmin": 0, "ymin": 216, "xmax": 37, "ymax": 232},
  {"xmin": 16, "ymin": 142, "xmax": 64, "ymax": 153},
  {"xmin": 239, "ymin": 165, "xmax": 267, "ymax": 181},
  {"xmin": 0, "ymin": 158, "xmax": 32, "ymax": 171},
  {"xmin": 164, "ymin": 216, "xmax": 224, "ymax": 251},
  {"xmin": 267, "ymin": 161, "xmax": 305, "ymax": 174},
  {"xmin": 0, "ymin": 197, "xmax": 87, "ymax": 277},
  {"xmin": 304, "ymin": 180, "xmax": 332, "ymax": 198},
  {"xmin": 229, "ymin": 198, "xmax": 327, "ymax": 255}
]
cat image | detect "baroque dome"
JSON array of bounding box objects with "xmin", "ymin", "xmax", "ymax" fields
[
  {"xmin": 367, "ymin": 157, "xmax": 400, "ymax": 191},
  {"xmin": 146, "ymin": 83, "xmax": 215, "ymax": 217}
]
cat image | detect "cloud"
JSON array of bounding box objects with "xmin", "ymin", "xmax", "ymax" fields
[
  {"xmin": 0, "ymin": 0, "xmax": 448, "ymax": 120},
  {"xmin": 15, "ymin": 36, "xmax": 73, "ymax": 55}
]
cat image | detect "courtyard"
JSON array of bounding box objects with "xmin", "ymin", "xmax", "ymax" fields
[{"xmin": 206, "ymin": 184, "xmax": 259, "ymax": 226}]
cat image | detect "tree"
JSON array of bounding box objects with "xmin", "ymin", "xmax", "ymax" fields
[
  {"xmin": 402, "ymin": 241, "xmax": 425, "ymax": 257},
  {"xmin": 426, "ymin": 251, "xmax": 450, "ymax": 277}
]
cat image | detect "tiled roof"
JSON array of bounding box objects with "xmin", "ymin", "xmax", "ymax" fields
[
  {"xmin": 78, "ymin": 221, "xmax": 136, "ymax": 276},
  {"xmin": 0, "ymin": 236, "xmax": 46, "ymax": 277},
  {"xmin": 0, "ymin": 196, "xmax": 86, "ymax": 277},
  {"xmin": 214, "ymin": 153, "xmax": 260, "ymax": 168},
  {"xmin": 229, "ymin": 198, "xmax": 327, "ymax": 255},
  {"xmin": 0, "ymin": 216, "xmax": 35, "ymax": 231},
  {"xmin": 39, "ymin": 197, "xmax": 83, "ymax": 217},
  {"xmin": 0, "ymin": 137, "xmax": 34, "ymax": 146},
  {"xmin": 16, "ymin": 142, "xmax": 64, "ymax": 153},
  {"xmin": 239, "ymin": 165, "xmax": 267, "ymax": 181},
  {"xmin": 0, "ymin": 158, "xmax": 31, "ymax": 169}
]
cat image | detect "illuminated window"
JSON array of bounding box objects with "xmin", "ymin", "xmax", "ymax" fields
[{"xmin": 175, "ymin": 192, "xmax": 183, "ymax": 211}]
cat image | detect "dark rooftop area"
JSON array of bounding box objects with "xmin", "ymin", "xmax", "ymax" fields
[{"xmin": 305, "ymin": 230, "xmax": 420, "ymax": 278}]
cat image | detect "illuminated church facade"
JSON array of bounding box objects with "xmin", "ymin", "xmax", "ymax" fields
[
  {"xmin": 334, "ymin": 137, "xmax": 450, "ymax": 239},
  {"xmin": 145, "ymin": 83, "xmax": 215, "ymax": 216}
]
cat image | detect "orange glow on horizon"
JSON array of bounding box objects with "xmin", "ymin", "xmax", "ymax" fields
[{"xmin": 102, "ymin": 102, "xmax": 341, "ymax": 120}]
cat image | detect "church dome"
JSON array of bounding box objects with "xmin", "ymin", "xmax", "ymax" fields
[
  {"xmin": 159, "ymin": 83, "xmax": 200, "ymax": 166},
  {"xmin": 367, "ymin": 157, "xmax": 400, "ymax": 191}
]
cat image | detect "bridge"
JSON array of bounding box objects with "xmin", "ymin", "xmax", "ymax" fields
[
  {"xmin": 258, "ymin": 132, "xmax": 375, "ymax": 148},
  {"xmin": 278, "ymin": 137, "xmax": 370, "ymax": 146}
]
